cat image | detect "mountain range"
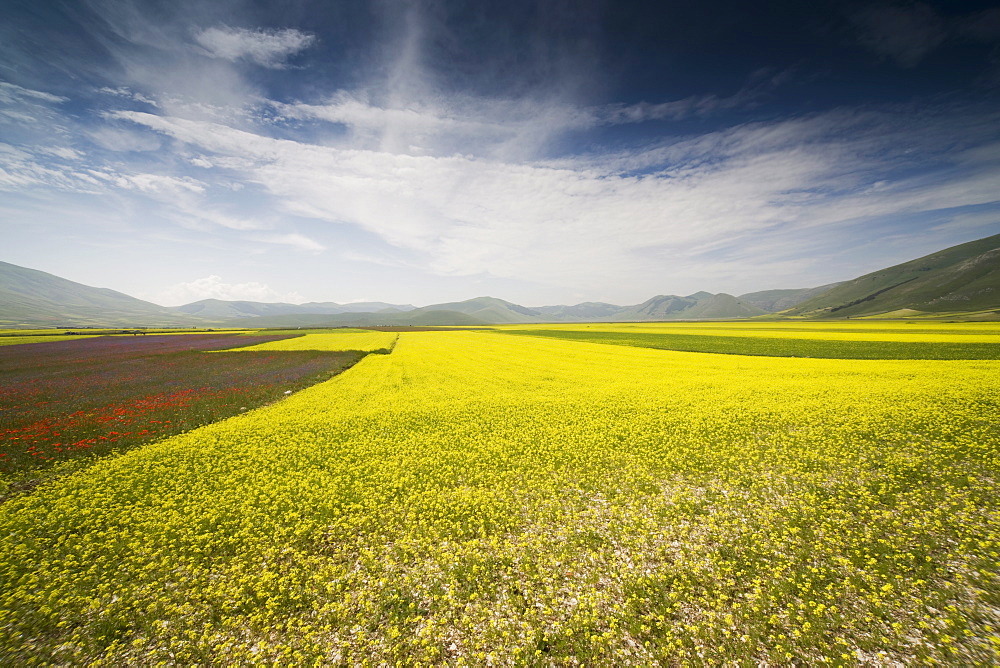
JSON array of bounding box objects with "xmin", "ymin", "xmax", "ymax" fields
[{"xmin": 1, "ymin": 232, "xmax": 998, "ymax": 328}]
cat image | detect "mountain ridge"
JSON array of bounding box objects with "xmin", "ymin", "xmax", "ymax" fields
[
  {"xmin": 2, "ymin": 232, "xmax": 999, "ymax": 328},
  {"xmin": 780, "ymin": 233, "xmax": 1000, "ymax": 318}
]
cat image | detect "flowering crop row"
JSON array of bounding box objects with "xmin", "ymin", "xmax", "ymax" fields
[
  {"xmin": 498, "ymin": 323, "xmax": 1000, "ymax": 359},
  {"xmin": 497, "ymin": 321, "xmax": 1000, "ymax": 342},
  {"xmin": 230, "ymin": 331, "xmax": 399, "ymax": 353},
  {"xmin": 1, "ymin": 329, "xmax": 998, "ymax": 664},
  {"xmin": 0, "ymin": 334, "xmax": 366, "ymax": 484},
  {"xmin": 0, "ymin": 335, "xmax": 101, "ymax": 346}
]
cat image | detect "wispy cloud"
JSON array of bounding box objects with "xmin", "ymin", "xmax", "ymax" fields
[
  {"xmin": 597, "ymin": 68, "xmax": 794, "ymax": 125},
  {"xmin": 252, "ymin": 233, "xmax": 325, "ymax": 252},
  {"xmin": 112, "ymin": 100, "xmax": 1000, "ymax": 295},
  {"xmin": 0, "ymin": 81, "xmax": 67, "ymax": 104},
  {"xmin": 194, "ymin": 26, "xmax": 315, "ymax": 68}
]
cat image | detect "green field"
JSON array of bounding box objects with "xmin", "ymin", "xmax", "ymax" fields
[
  {"xmin": 495, "ymin": 321, "xmax": 1000, "ymax": 359},
  {"xmin": 1, "ymin": 324, "xmax": 998, "ymax": 664}
]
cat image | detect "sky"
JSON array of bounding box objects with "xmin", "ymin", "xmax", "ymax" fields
[{"xmin": 1, "ymin": 0, "xmax": 999, "ymax": 308}]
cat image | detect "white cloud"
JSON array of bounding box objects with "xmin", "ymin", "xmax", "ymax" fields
[
  {"xmin": 253, "ymin": 232, "xmax": 326, "ymax": 252},
  {"xmin": 159, "ymin": 275, "xmax": 307, "ymax": 305},
  {"xmin": 87, "ymin": 125, "xmax": 162, "ymax": 152},
  {"xmin": 113, "ymin": 172, "xmax": 205, "ymax": 195},
  {"xmin": 39, "ymin": 146, "xmax": 83, "ymax": 160},
  {"xmin": 276, "ymin": 92, "xmax": 591, "ymax": 160},
  {"xmin": 114, "ymin": 107, "xmax": 1000, "ymax": 296},
  {"xmin": 194, "ymin": 26, "xmax": 315, "ymax": 68},
  {"xmin": 0, "ymin": 82, "xmax": 67, "ymax": 105},
  {"xmin": 97, "ymin": 86, "xmax": 159, "ymax": 106},
  {"xmin": 0, "ymin": 143, "xmax": 100, "ymax": 192}
]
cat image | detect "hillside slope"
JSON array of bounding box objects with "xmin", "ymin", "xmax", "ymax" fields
[
  {"xmin": 0, "ymin": 261, "xmax": 200, "ymax": 328},
  {"xmin": 783, "ymin": 234, "xmax": 1000, "ymax": 318},
  {"xmin": 739, "ymin": 283, "xmax": 842, "ymax": 312},
  {"xmin": 613, "ymin": 292, "xmax": 767, "ymax": 320}
]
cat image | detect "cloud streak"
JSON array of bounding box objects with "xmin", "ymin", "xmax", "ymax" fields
[
  {"xmin": 111, "ymin": 100, "xmax": 1000, "ymax": 296},
  {"xmin": 194, "ymin": 26, "xmax": 316, "ymax": 68}
]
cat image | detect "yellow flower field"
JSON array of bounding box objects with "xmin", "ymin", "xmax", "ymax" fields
[
  {"xmin": 0, "ymin": 335, "xmax": 101, "ymax": 346},
  {"xmin": 231, "ymin": 330, "xmax": 398, "ymax": 352},
  {"xmin": 1, "ymin": 328, "xmax": 998, "ymax": 664},
  {"xmin": 498, "ymin": 320, "xmax": 1000, "ymax": 343}
]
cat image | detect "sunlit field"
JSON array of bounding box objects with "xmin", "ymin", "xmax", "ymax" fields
[
  {"xmin": 0, "ymin": 334, "xmax": 101, "ymax": 346},
  {"xmin": 497, "ymin": 320, "xmax": 1000, "ymax": 340},
  {"xmin": 0, "ymin": 333, "xmax": 366, "ymax": 500},
  {"xmin": 229, "ymin": 330, "xmax": 399, "ymax": 353},
  {"xmin": 496, "ymin": 321, "xmax": 1000, "ymax": 359},
  {"xmin": 1, "ymin": 325, "xmax": 998, "ymax": 664}
]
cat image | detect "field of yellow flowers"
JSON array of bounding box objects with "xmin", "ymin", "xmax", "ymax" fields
[
  {"xmin": 1, "ymin": 324, "xmax": 999, "ymax": 664},
  {"xmin": 228, "ymin": 330, "xmax": 398, "ymax": 353}
]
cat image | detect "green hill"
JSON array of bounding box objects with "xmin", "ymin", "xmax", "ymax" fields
[
  {"xmin": 412, "ymin": 297, "xmax": 543, "ymax": 323},
  {"xmin": 533, "ymin": 302, "xmax": 623, "ymax": 321},
  {"xmin": 614, "ymin": 292, "xmax": 767, "ymax": 320},
  {"xmin": 173, "ymin": 299, "xmax": 327, "ymax": 319},
  {"xmin": 739, "ymin": 284, "xmax": 842, "ymax": 312},
  {"xmin": 782, "ymin": 234, "xmax": 1000, "ymax": 319},
  {"xmin": 681, "ymin": 293, "xmax": 768, "ymax": 319},
  {"xmin": 0, "ymin": 261, "xmax": 200, "ymax": 328}
]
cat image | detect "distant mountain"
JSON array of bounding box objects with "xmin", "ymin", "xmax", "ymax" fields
[
  {"xmin": 612, "ymin": 292, "xmax": 767, "ymax": 320},
  {"xmin": 781, "ymin": 233, "xmax": 1000, "ymax": 318},
  {"xmin": 174, "ymin": 299, "xmax": 329, "ymax": 319},
  {"xmin": 217, "ymin": 298, "xmax": 534, "ymax": 327},
  {"xmin": 336, "ymin": 301, "xmax": 417, "ymax": 313},
  {"xmin": 416, "ymin": 296, "xmax": 543, "ymax": 322},
  {"xmin": 173, "ymin": 299, "xmax": 415, "ymax": 319},
  {"xmin": 4, "ymin": 233, "xmax": 998, "ymax": 328},
  {"xmin": 534, "ymin": 302, "xmax": 623, "ymax": 321},
  {"xmin": 738, "ymin": 284, "xmax": 842, "ymax": 312},
  {"xmin": 201, "ymin": 293, "xmax": 774, "ymax": 326},
  {"xmin": 218, "ymin": 309, "xmax": 487, "ymax": 328},
  {"xmin": 680, "ymin": 293, "xmax": 769, "ymax": 319},
  {"xmin": 0, "ymin": 261, "xmax": 199, "ymax": 328}
]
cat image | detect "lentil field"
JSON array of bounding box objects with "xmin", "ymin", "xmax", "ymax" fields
[{"xmin": 1, "ymin": 323, "xmax": 999, "ymax": 665}]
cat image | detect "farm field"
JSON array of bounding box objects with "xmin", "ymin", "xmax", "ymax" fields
[
  {"xmin": 1, "ymin": 325, "xmax": 999, "ymax": 664},
  {"xmin": 0, "ymin": 334, "xmax": 101, "ymax": 346},
  {"xmin": 229, "ymin": 330, "xmax": 399, "ymax": 353},
  {"xmin": 0, "ymin": 333, "xmax": 368, "ymax": 500},
  {"xmin": 496, "ymin": 321, "xmax": 1000, "ymax": 359}
]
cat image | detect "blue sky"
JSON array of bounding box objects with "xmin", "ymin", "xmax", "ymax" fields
[{"xmin": 1, "ymin": 0, "xmax": 999, "ymax": 307}]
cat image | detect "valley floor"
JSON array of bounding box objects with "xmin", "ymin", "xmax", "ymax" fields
[{"xmin": 1, "ymin": 324, "xmax": 998, "ymax": 664}]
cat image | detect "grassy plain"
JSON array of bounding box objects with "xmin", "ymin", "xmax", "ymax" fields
[{"xmin": 1, "ymin": 324, "xmax": 998, "ymax": 664}]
